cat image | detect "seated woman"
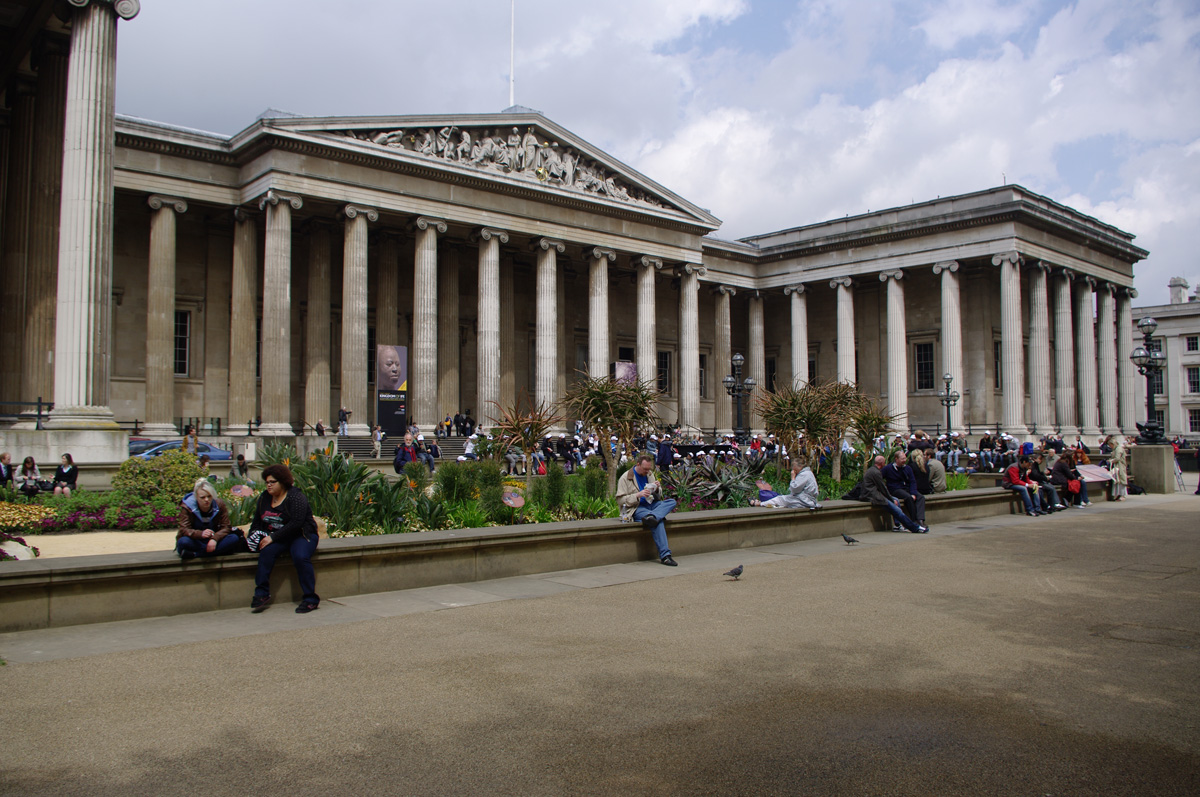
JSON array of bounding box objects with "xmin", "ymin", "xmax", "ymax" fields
[
  {"xmin": 16, "ymin": 456, "xmax": 41, "ymax": 498},
  {"xmin": 52, "ymin": 453, "xmax": 78, "ymax": 497},
  {"xmin": 246, "ymin": 463, "xmax": 320, "ymax": 614},
  {"xmin": 176, "ymin": 479, "xmax": 243, "ymax": 559},
  {"xmin": 750, "ymin": 457, "xmax": 821, "ymax": 509},
  {"xmin": 1049, "ymin": 451, "xmax": 1091, "ymax": 507}
]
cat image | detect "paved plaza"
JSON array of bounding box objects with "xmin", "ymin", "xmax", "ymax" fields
[{"xmin": 1, "ymin": 495, "xmax": 1197, "ymax": 796}]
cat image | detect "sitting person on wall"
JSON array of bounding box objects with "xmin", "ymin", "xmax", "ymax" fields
[
  {"xmin": 231, "ymin": 454, "xmax": 251, "ymax": 481},
  {"xmin": 616, "ymin": 453, "xmax": 678, "ymax": 566},
  {"xmin": 463, "ymin": 434, "xmax": 479, "ymax": 461},
  {"xmin": 1003, "ymin": 456, "xmax": 1043, "ymax": 516},
  {"xmin": 750, "ymin": 456, "xmax": 821, "ymax": 509},
  {"xmin": 1049, "ymin": 451, "xmax": 1090, "ymax": 507},
  {"xmin": 0, "ymin": 452, "xmax": 13, "ymax": 490},
  {"xmin": 246, "ymin": 464, "xmax": 320, "ymax": 614},
  {"xmin": 909, "ymin": 449, "xmax": 946, "ymax": 495},
  {"xmin": 1027, "ymin": 452, "xmax": 1065, "ymax": 512},
  {"xmin": 882, "ymin": 450, "xmax": 927, "ymax": 529},
  {"xmin": 52, "ymin": 453, "xmax": 78, "ymax": 497},
  {"xmin": 393, "ymin": 432, "xmax": 422, "ymax": 473},
  {"xmin": 16, "ymin": 456, "xmax": 41, "ymax": 498},
  {"xmin": 415, "ymin": 434, "xmax": 436, "ymax": 473},
  {"xmin": 862, "ymin": 455, "xmax": 927, "ymax": 533},
  {"xmin": 176, "ymin": 478, "xmax": 243, "ymax": 560}
]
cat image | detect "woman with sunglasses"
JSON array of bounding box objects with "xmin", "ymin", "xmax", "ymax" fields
[{"xmin": 246, "ymin": 463, "xmax": 320, "ymax": 614}]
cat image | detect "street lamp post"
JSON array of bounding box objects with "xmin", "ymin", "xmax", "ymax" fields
[
  {"xmin": 936, "ymin": 373, "xmax": 961, "ymax": 436},
  {"xmin": 722, "ymin": 353, "xmax": 756, "ymax": 444},
  {"xmin": 1129, "ymin": 316, "xmax": 1167, "ymax": 445}
]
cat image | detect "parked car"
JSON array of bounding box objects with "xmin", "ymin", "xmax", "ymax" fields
[
  {"xmin": 128, "ymin": 438, "xmax": 165, "ymax": 456},
  {"xmin": 133, "ymin": 441, "xmax": 233, "ymax": 461}
]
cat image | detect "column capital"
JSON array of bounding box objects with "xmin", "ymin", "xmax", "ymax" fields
[
  {"xmin": 1057, "ymin": 267, "xmax": 1076, "ymax": 281},
  {"xmin": 878, "ymin": 270, "xmax": 904, "ymax": 282},
  {"xmin": 991, "ymin": 250, "xmax": 1022, "ymax": 267},
  {"xmin": 342, "ymin": 204, "xmax": 378, "ymax": 222},
  {"xmin": 68, "ymin": 0, "xmax": 140, "ymax": 20},
  {"xmin": 829, "ymin": 276, "xmax": 853, "ymax": 289},
  {"xmin": 472, "ymin": 227, "xmax": 509, "ymax": 244},
  {"xmin": 590, "ymin": 247, "xmax": 617, "ymax": 262},
  {"xmin": 1099, "ymin": 281, "xmax": 1117, "ymax": 296},
  {"xmin": 412, "ymin": 216, "xmax": 447, "ymax": 233},
  {"xmin": 258, "ymin": 190, "xmax": 302, "ymax": 211},
  {"xmin": 677, "ymin": 263, "xmax": 706, "ymax": 277},
  {"xmin": 713, "ymin": 285, "xmax": 737, "ymax": 297},
  {"xmin": 1120, "ymin": 286, "xmax": 1138, "ymax": 300},
  {"xmin": 932, "ymin": 260, "xmax": 959, "ymax": 275},
  {"xmin": 1079, "ymin": 274, "xmax": 1097, "ymax": 290},
  {"xmin": 1032, "ymin": 259, "xmax": 1054, "ymax": 274},
  {"xmin": 533, "ymin": 237, "xmax": 565, "ymax": 253},
  {"xmin": 232, "ymin": 207, "xmax": 257, "ymax": 223},
  {"xmin": 635, "ymin": 255, "xmax": 663, "ymax": 271},
  {"xmin": 147, "ymin": 194, "xmax": 187, "ymax": 214},
  {"xmin": 783, "ymin": 284, "xmax": 805, "ymax": 296}
]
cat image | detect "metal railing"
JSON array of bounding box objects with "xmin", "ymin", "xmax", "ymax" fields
[{"xmin": 0, "ymin": 398, "xmax": 54, "ymax": 429}]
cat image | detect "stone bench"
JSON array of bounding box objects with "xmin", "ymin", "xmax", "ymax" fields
[{"xmin": 0, "ymin": 488, "xmax": 1018, "ymax": 633}]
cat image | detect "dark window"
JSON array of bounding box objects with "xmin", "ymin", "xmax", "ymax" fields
[
  {"xmin": 367, "ymin": 327, "xmax": 376, "ymax": 384},
  {"xmin": 699, "ymin": 354, "xmax": 708, "ymax": 399},
  {"xmin": 1187, "ymin": 336, "xmax": 1198, "ymax": 352},
  {"xmin": 1188, "ymin": 366, "xmax": 1199, "ymax": 394},
  {"xmin": 1154, "ymin": 409, "xmax": 1165, "ymax": 428},
  {"xmin": 1149, "ymin": 339, "xmax": 1164, "ymax": 394},
  {"xmin": 256, "ymin": 317, "xmax": 262, "ymax": 380},
  {"xmin": 618, "ymin": 346, "xmax": 634, "ymax": 362},
  {"xmin": 808, "ymin": 356, "xmax": 816, "ymax": 383},
  {"xmin": 174, "ymin": 311, "xmax": 190, "ymax": 377},
  {"xmin": 915, "ymin": 342, "xmax": 935, "ymax": 391},
  {"xmin": 1190, "ymin": 408, "xmax": 1200, "ymax": 433},
  {"xmin": 994, "ymin": 340, "xmax": 1002, "ymax": 389},
  {"xmin": 766, "ymin": 357, "xmax": 777, "ymax": 391},
  {"xmin": 657, "ymin": 351, "xmax": 672, "ymax": 395}
]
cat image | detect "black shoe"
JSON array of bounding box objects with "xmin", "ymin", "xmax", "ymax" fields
[
  {"xmin": 250, "ymin": 595, "xmax": 271, "ymax": 613},
  {"xmin": 295, "ymin": 601, "xmax": 319, "ymax": 614},
  {"xmin": 642, "ymin": 516, "xmax": 658, "ymax": 531},
  {"xmin": 660, "ymin": 556, "xmax": 678, "ymax": 567},
  {"xmin": 178, "ymin": 550, "xmax": 196, "ymax": 561}
]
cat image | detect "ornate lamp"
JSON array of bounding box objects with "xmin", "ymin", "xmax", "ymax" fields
[
  {"xmin": 1129, "ymin": 317, "xmax": 1165, "ymax": 444},
  {"xmin": 936, "ymin": 373, "xmax": 961, "ymax": 436},
  {"xmin": 724, "ymin": 353, "xmax": 756, "ymax": 444}
]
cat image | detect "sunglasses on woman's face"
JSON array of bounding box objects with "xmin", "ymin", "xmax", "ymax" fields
[{"xmin": 264, "ymin": 479, "xmax": 278, "ymax": 485}]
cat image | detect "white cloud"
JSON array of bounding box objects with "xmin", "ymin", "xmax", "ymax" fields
[{"xmin": 917, "ymin": 0, "xmax": 1037, "ymax": 49}]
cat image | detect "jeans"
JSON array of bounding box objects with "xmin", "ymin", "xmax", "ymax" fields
[
  {"xmin": 176, "ymin": 533, "xmax": 245, "ymax": 558},
  {"xmin": 255, "ymin": 534, "xmax": 319, "ymax": 604},
  {"xmin": 879, "ymin": 499, "xmax": 923, "ymax": 532},
  {"xmin": 633, "ymin": 498, "xmax": 677, "ymax": 559},
  {"xmin": 1005, "ymin": 484, "xmax": 1036, "ymax": 513},
  {"xmin": 888, "ymin": 487, "xmax": 925, "ymax": 524},
  {"xmin": 1036, "ymin": 483, "xmax": 1062, "ymax": 509},
  {"xmin": 338, "ymin": 421, "xmax": 348, "ymax": 436}
]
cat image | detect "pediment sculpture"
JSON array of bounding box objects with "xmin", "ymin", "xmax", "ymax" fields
[{"xmin": 338, "ymin": 125, "xmax": 667, "ymax": 209}]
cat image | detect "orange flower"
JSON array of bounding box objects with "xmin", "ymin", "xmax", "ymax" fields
[{"xmin": 333, "ymin": 483, "xmax": 340, "ymax": 492}]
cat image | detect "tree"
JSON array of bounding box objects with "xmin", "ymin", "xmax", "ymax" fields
[
  {"xmin": 487, "ymin": 392, "xmax": 563, "ymax": 493},
  {"xmin": 754, "ymin": 379, "xmax": 876, "ymax": 481},
  {"xmin": 562, "ymin": 376, "xmax": 663, "ymax": 496}
]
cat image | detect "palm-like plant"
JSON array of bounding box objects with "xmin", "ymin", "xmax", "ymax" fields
[
  {"xmin": 488, "ymin": 391, "xmax": 563, "ymax": 492},
  {"xmin": 562, "ymin": 376, "xmax": 663, "ymax": 496}
]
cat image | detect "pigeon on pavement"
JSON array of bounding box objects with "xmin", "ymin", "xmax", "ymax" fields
[
  {"xmin": 723, "ymin": 564, "xmax": 744, "ymax": 580},
  {"xmin": 842, "ymin": 533, "xmax": 859, "ymax": 545}
]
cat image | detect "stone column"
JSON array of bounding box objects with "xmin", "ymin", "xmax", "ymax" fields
[
  {"xmin": 256, "ymin": 191, "xmax": 302, "ymax": 435},
  {"xmin": 783, "ymin": 285, "xmax": 808, "ymax": 388},
  {"xmin": 535, "ymin": 238, "xmax": 564, "ymax": 410},
  {"xmin": 302, "ymin": 224, "xmax": 331, "ymax": 434},
  {"xmin": 678, "ymin": 264, "xmax": 704, "ymax": 433},
  {"xmin": 437, "ymin": 246, "xmax": 460, "ymax": 425},
  {"xmin": 747, "ymin": 291, "xmax": 765, "ymax": 432},
  {"xmin": 1053, "ymin": 268, "xmax": 1078, "ymax": 436},
  {"xmin": 0, "ymin": 78, "xmax": 35, "ymax": 403},
  {"xmin": 1074, "ymin": 275, "xmax": 1100, "ymax": 437},
  {"xmin": 475, "ymin": 228, "xmax": 507, "ymax": 422},
  {"xmin": 1096, "ymin": 283, "xmax": 1119, "ymax": 434},
  {"xmin": 589, "ymin": 248, "xmax": 616, "ymax": 377},
  {"xmin": 48, "ymin": 0, "xmax": 140, "ymax": 429},
  {"xmin": 23, "ymin": 39, "xmax": 69, "ymax": 413},
  {"xmin": 142, "ymin": 195, "xmax": 187, "ymax": 436},
  {"xmin": 411, "ymin": 216, "xmax": 445, "ymax": 435},
  {"xmin": 932, "ymin": 261, "xmax": 964, "ymax": 431},
  {"xmin": 1027, "ymin": 262, "xmax": 1053, "ymax": 434},
  {"xmin": 714, "ymin": 286, "xmax": 735, "ymax": 437},
  {"xmin": 499, "ymin": 253, "xmax": 516, "ymax": 409},
  {"xmin": 1117, "ymin": 287, "xmax": 1137, "ymax": 435},
  {"xmin": 203, "ymin": 224, "xmax": 232, "ymax": 423},
  {"xmin": 340, "ymin": 204, "xmax": 375, "ymax": 436},
  {"xmin": 992, "ymin": 251, "xmax": 1028, "ymax": 436},
  {"xmin": 881, "ymin": 271, "xmax": 907, "ymax": 429},
  {"xmin": 227, "ymin": 209, "xmax": 257, "ymax": 435},
  {"xmin": 375, "ymin": 232, "xmax": 400, "ymax": 348},
  {"xmin": 636, "ymin": 256, "xmax": 662, "ymax": 386},
  {"xmin": 830, "ymin": 277, "xmax": 855, "ymax": 384}
]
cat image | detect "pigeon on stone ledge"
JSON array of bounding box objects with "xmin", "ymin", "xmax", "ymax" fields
[
  {"xmin": 842, "ymin": 533, "xmax": 859, "ymax": 545},
  {"xmin": 723, "ymin": 564, "xmax": 744, "ymax": 580}
]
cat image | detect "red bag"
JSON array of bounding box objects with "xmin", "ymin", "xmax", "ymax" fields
[
  {"xmin": 537, "ymin": 461, "xmax": 546, "ymax": 476},
  {"xmin": 1067, "ymin": 479, "xmax": 1081, "ymax": 495}
]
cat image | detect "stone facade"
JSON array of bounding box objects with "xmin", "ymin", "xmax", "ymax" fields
[{"xmin": 0, "ymin": 4, "xmax": 1150, "ymax": 461}]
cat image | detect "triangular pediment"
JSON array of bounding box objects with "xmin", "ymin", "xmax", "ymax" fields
[{"xmin": 261, "ymin": 112, "xmax": 720, "ymax": 229}]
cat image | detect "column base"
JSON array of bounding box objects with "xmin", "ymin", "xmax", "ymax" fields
[
  {"xmin": 1004, "ymin": 425, "xmax": 1031, "ymax": 440},
  {"xmin": 1056, "ymin": 425, "xmax": 1080, "ymax": 439},
  {"xmin": 43, "ymin": 405, "xmax": 121, "ymax": 431},
  {"xmin": 1080, "ymin": 425, "xmax": 1102, "ymax": 438},
  {"xmin": 255, "ymin": 423, "xmax": 296, "ymax": 437},
  {"xmin": 346, "ymin": 423, "xmax": 371, "ymax": 437},
  {"xmin": 140, "ymin": 423, "xmax": 178, "ymax": 437},
  {"xmin": 226, "ymin": 423, "xmax": 251, "ymax": 436}
]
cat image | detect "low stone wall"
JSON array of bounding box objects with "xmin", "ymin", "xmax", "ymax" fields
[{"xmin": 0, "ymin": 488, "xmax": 1017, "ymax": 633}]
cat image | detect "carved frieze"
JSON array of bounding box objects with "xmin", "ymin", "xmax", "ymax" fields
[{"xmin": 336, "ymin": 124, "xmax": 668, "ymax": 210}]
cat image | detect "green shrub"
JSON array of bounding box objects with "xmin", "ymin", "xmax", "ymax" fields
[
  {"xmin": 412, "ymin": 495, "xmax": 448, "ymax": 530},
  {"xmin": 946, "ymin": 473, "xmax": 970, "ymax": 491},
  {"xmin": 434, "ymin": 461, "xmax": 476, "ymax": 503},
  {"xmin": 256, "ymin": 441, "xmax": 299, "ymax": 468},
  {"xmin": 579, "ymin": 461, "xmax": 608, "ymax": 500},
  {"xmin": 448, "ymin": 502, "xmax": 490, "ymax": 529},
  {"xmin": 112, "ymin": 450, "xmax": 205, "ymax": 500},
  {"xmin": 527, "ymin": 476, "xmax": 549, "ymax": 508},
  {"xmin": 402, "ymin": 461, "xmax": 430, "ymax": 493},
  {"xmin": 544, "ymin": 461, "xmax": 567, "ymax": 509}
]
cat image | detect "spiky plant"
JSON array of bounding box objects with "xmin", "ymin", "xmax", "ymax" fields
[
  {"xmin": 562, "ymin": 375, "xmax": 663, "ymax": 496},
  {"xmin": 487, "ymin": 391, "xmax": 563, "ymax": 493}
]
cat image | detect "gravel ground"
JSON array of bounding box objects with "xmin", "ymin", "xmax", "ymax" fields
[{"xmin": 1, "ymin": 497, "xmax": 1197, "ymax": 796}]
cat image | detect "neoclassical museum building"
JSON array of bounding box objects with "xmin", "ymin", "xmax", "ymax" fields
[{"xmin": 1, "ymin": 1, "xmax": 1149, "ymax": 460}]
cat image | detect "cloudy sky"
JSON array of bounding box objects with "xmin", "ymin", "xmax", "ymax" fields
[{"xmin": 114, "ymin": 0, "xmax": 1200, "ymax": 305}]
